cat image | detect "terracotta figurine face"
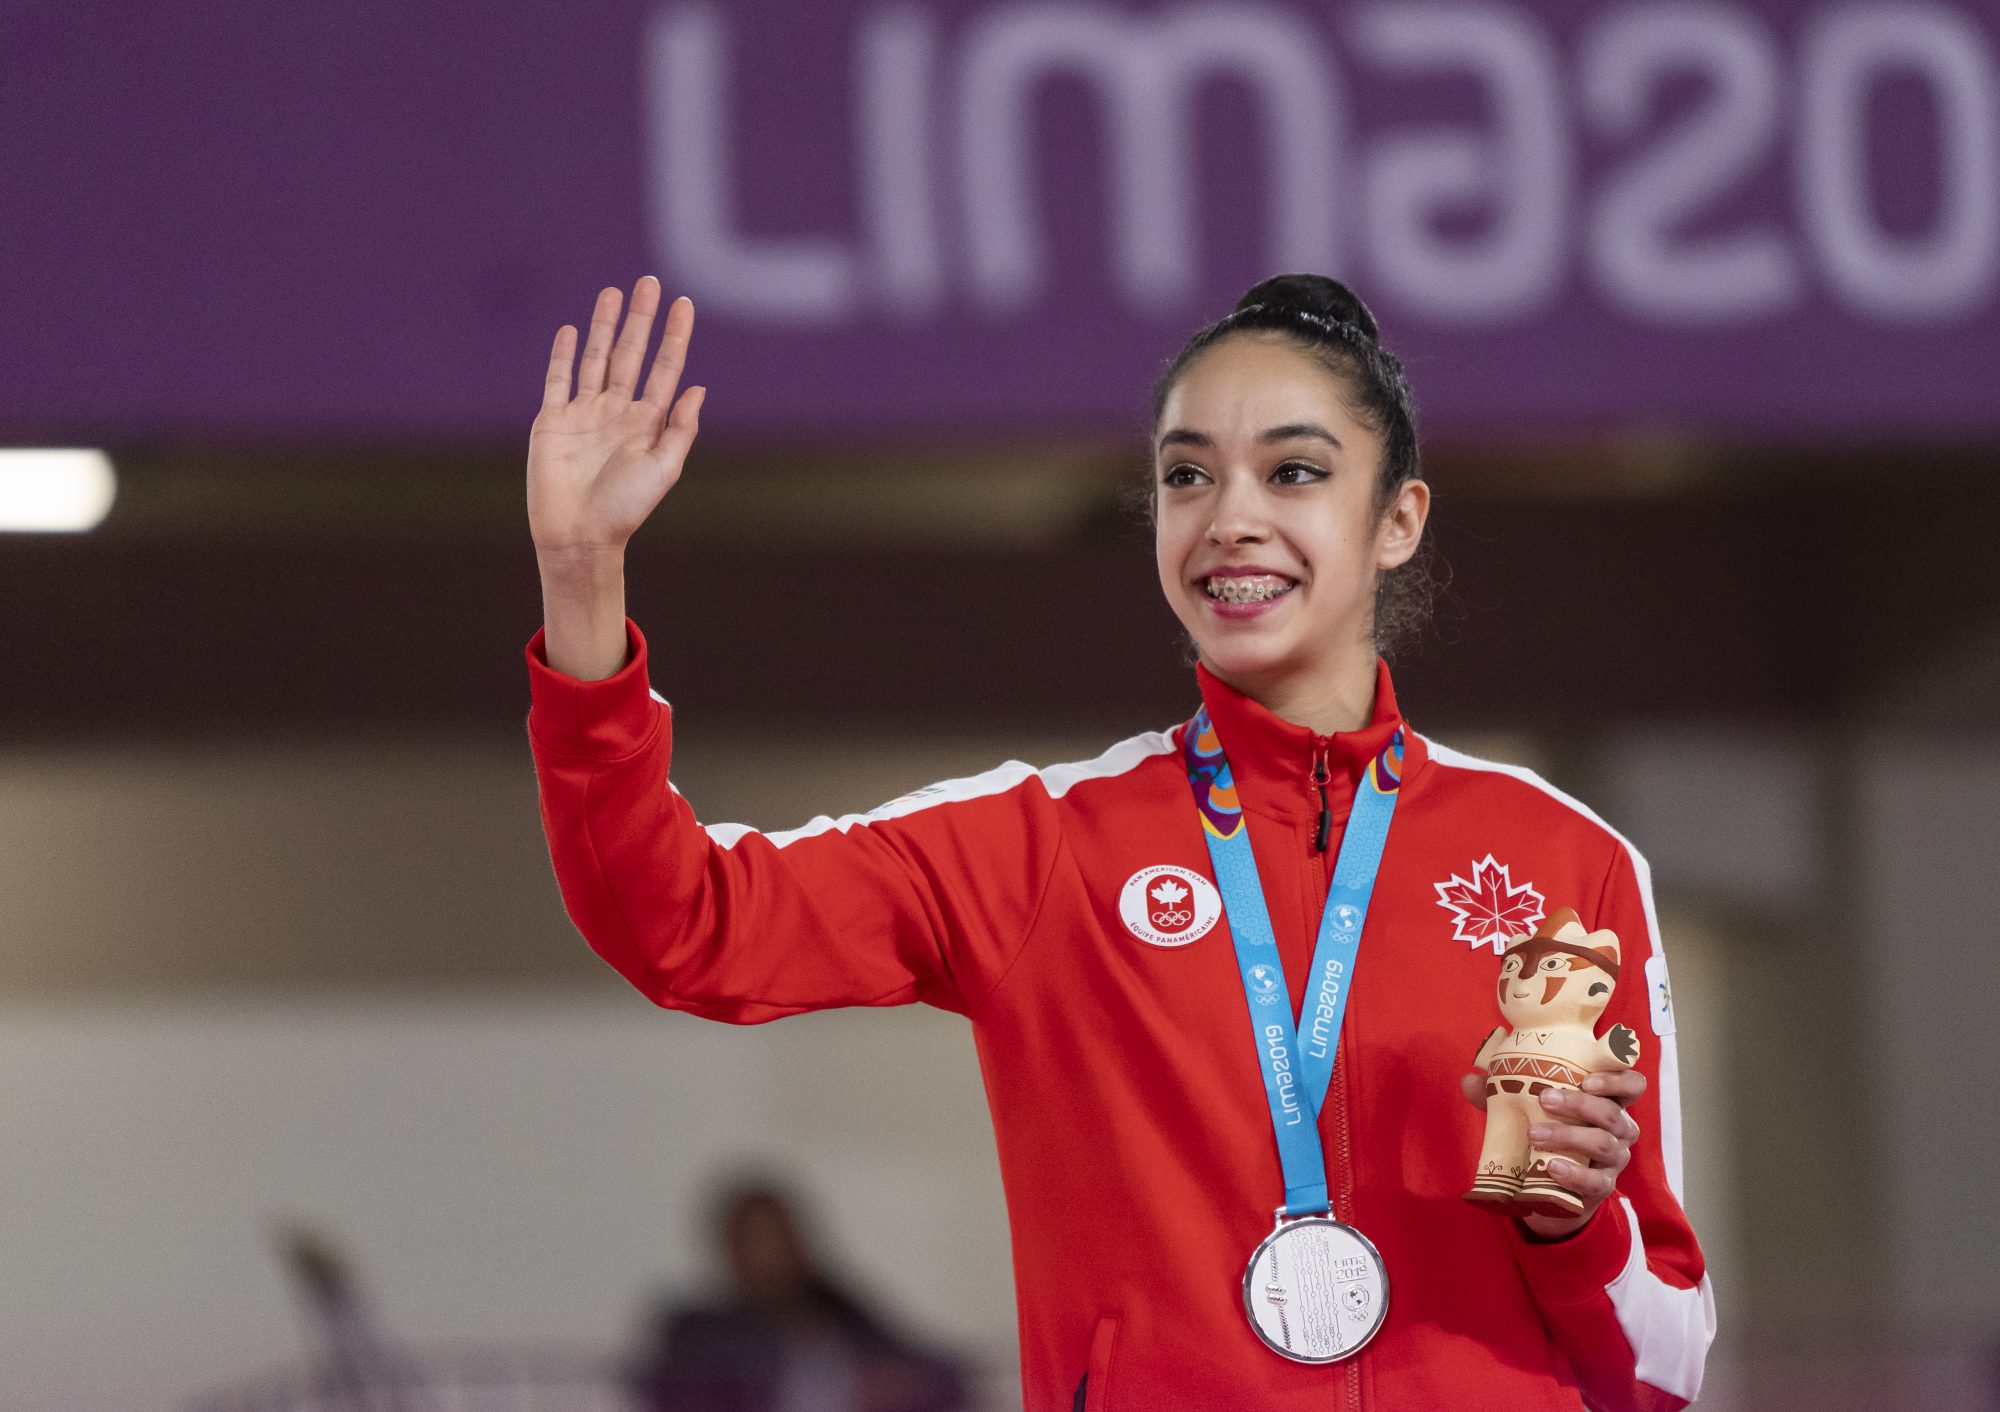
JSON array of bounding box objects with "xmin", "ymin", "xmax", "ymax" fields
[{"xmin": 1496, "ymin": 942, "xmax": 1620, "ymax": 1030}]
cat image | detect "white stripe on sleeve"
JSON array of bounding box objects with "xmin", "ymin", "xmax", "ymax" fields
[
  {"xmin": 1607, "ymin": 1197, "xmax": 1720, "ymax": 1402},
  {"xmin": 700, "ymin": 729, "xmax": 1177, "ymax": 851}
]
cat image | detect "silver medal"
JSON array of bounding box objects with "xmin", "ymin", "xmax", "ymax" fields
[{"xmin": 1241, "ymin": 1213, "xmax": 1389, "ymax": 1363}]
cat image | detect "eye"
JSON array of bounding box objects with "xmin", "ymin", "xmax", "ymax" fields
[
  {"xmin": 1539, "ymin": 956, "xmax": 1565, "ymax": 972},
  {"xmin": 1500, "ymin": 958, "xmax": 1520, "ymax": 976},
  {"xmin": 1159, "ymin": 462, "xmax": 1209, "ymax": 488},
  {"xmin": 1270, "ymin": 460, "xmax": 1328, "ymax": 486}
]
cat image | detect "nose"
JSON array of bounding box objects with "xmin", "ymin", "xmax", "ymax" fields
[{"xmin": 1206, "ymin": 474, "xmax": 1270, "ymax": 546}]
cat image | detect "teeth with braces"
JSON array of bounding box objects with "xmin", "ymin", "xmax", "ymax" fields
[{"xmin": 1205, "ymin": 575, "xmax": 1294, "ymax": 605}]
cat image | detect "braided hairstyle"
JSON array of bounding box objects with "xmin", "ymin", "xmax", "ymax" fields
[{"xmin": 1151, "ymin": 274, "xmax": 1435, "ymax": 660}]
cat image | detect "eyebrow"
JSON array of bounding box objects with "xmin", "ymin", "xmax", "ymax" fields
[{"xmin": 1155, "ymin": 422, "xmax": 1343, "ymax": 454}]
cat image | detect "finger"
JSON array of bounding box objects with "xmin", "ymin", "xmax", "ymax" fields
[
  {"xmin": 1544, "ymin": 1156, "xmax": 1618, "ymax": 1203},
  {"xmin": 641, "ymin": 296, "xmax": 695, "ymax": 409},
  {"xmin": 1529, "ymin": 1120, "xmax": 1629, "ymax": 1168},
  {"xmin": 542, "ymin": 325, "xmax": 578, "ymax": 410},
  {"xmin": 576, "ymin": 286, "xmax": 623, "ymax": 396},
  {"xmin": 1539, "ymin": 1087, "xmax": 1639, "ymax": 1143},
  {"xmin": 605, "ymin": 276, "xmax": 662, "ymax": 398},
  {"xmin": 1582, "ymin": 1069, "xmax": 1648, "ymax": 1107},
  {"xmin": 1459, "ymin": 1072, "xmax": 1489, "ymax": 1112},
  {"xmin": 654, "ymin": 384, "xmax": 705, "ymax": 459}
]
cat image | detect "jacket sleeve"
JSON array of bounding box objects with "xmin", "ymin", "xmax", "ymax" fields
[
  {"xmin": 525, "ymin": 621, "xmax": 1063, "ymax": 1021},
  {"xmin": 1507, "ymin": 838, "xmax": 1718, "ymax": 1412}
]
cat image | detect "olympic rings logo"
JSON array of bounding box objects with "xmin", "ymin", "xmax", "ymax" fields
[{"xmin": 1152, "ymin": 908, "xmax": 1193, "ymax": 927}]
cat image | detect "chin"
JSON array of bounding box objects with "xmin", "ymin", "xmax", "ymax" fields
[{"xmin": 1190, "ymin": 634, "xmax": 1304, "ymax": 689}]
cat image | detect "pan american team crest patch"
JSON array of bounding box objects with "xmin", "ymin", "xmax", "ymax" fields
[
  {"xmin": 1120, "ymin": 865, "xmax": 1222, "ymax": 948},
  {"xmin": 1434, "ymin": 855, "xmax": 1545, "ymax": 953}
]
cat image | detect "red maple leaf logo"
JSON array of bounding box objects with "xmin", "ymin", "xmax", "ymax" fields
[{"xmin": 1434, "ymin": 855, "xmax": 1545, "ymax": 952}]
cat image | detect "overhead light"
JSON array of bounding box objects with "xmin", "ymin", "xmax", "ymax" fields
[{"xmin": 0, "ymin": 449, "xmax": 117, "ymax": 531}]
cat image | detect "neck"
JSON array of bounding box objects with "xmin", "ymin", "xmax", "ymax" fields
[{"xmin": 1208, "ymin": 650, "xmax": 1379, "ymax": 736}]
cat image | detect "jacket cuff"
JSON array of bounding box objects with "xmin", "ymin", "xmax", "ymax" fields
[
  {"xmin": 525, "ymin": 620, "xmax": 661, "ymax": 759},
  {"xmin": 1508, "ymin": 1195, "xmax": 1634, "ymax": 1306}
]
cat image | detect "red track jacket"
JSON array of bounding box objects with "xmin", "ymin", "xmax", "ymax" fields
[{"xmin": 527, "ymin": 623, "xmax": 1715, "ymax": 1411}]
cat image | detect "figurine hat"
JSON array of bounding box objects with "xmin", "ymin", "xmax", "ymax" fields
[{"xmin": 1502, "ymin": 907, "xmax": 1620, "ymax": 978}]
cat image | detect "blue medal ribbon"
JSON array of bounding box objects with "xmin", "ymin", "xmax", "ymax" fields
[{"xmin": 1184, "ymin": 708, "xmax": 1404, "ymax": 1218}]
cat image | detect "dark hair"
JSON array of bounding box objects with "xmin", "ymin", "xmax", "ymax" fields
[{"xmin": 1150, "ymin": 274, "xmax": 1435, "ymax": 660}]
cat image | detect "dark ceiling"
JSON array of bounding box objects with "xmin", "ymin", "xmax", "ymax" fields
[{"xmin": 5, "ymin": 438, "xmax": 1995, "ymax": 742}]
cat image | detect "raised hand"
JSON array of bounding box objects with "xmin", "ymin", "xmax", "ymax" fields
[
  {"xmin": 529, "ymin": 276, "xmax": 705, "ymax": 681},
  {"xmin": 529, "ymin": 276, "xmax": 705, "ymax": 558}
]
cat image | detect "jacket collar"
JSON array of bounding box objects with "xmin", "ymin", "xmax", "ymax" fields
[{"xmin": 1189, "ymin": 659, "xmax": 1427, "ymax": 827}]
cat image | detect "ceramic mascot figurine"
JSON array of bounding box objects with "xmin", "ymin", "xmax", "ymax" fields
[{"xmin": 1466, "ymin": 908, "xmax": 1639, "ymax": 1217}]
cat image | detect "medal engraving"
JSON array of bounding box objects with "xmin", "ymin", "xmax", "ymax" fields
[{"xmin": 1242, "ymin": 1217, "xmax": 1388, "ymax": 1363}]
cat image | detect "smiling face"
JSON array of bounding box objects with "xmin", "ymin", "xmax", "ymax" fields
[{"xmin": 1152, "ymin": 333, "xmax": 1427, "ymax": 712}]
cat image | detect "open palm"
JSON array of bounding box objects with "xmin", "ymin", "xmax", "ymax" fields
[{"xmin": 528, "ymin": 276, "xmax": 705, "ymax": 556}]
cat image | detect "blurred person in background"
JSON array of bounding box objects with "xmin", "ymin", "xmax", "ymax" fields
[
  {"xmin": 523, "ymin": 273, "xmax": 1714, "ymax": 1410},
  {"xmin": 628, "ymin": 1177, "xmax": 972, "ymax": 1412}
]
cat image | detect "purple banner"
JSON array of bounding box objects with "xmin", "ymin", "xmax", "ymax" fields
[{"xmin": 6, "ymin": 0, "xmax": 1998, "ymax": 441}]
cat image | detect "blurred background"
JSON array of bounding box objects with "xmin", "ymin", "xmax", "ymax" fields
[{"xmin": 5, "ymin": 0, "xmax": 1998, "ymax": 1407}]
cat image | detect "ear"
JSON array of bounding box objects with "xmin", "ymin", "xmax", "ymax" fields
[
  {"xmin": 1375, "ymin": 478, "xmax": 1430, "ymax": 571},
  {"xmin": 1583, "ymin": 929, "xmax": 1621, "ymax": 969}
]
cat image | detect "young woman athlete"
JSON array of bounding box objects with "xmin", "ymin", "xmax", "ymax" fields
[{"xmin": 524, "ymin": 274, "xmax": 1716, "ymax": 1411}]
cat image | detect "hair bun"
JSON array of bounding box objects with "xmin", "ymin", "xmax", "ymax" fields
[{"xmin": 1235, "ymin": 274, "xmax": 1379, "ymax": 342}]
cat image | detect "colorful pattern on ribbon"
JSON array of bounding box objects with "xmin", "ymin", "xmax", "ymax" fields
[
  {"xmin": 1368, "ymin": 734, "xmax": 1404, "ymax": 795},
  {"xmin": 1183, "ymin": 708, "xmax": 1245, "ymax": 840}
]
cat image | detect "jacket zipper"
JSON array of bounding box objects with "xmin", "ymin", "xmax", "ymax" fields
[
  {"xmin": 1310, "ymin": 736, "xmax": 1363, "ymax": 1412},
  {"xmin": 1310, "ymin": 739, "xmax": 1332, "ymax": 853}
]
